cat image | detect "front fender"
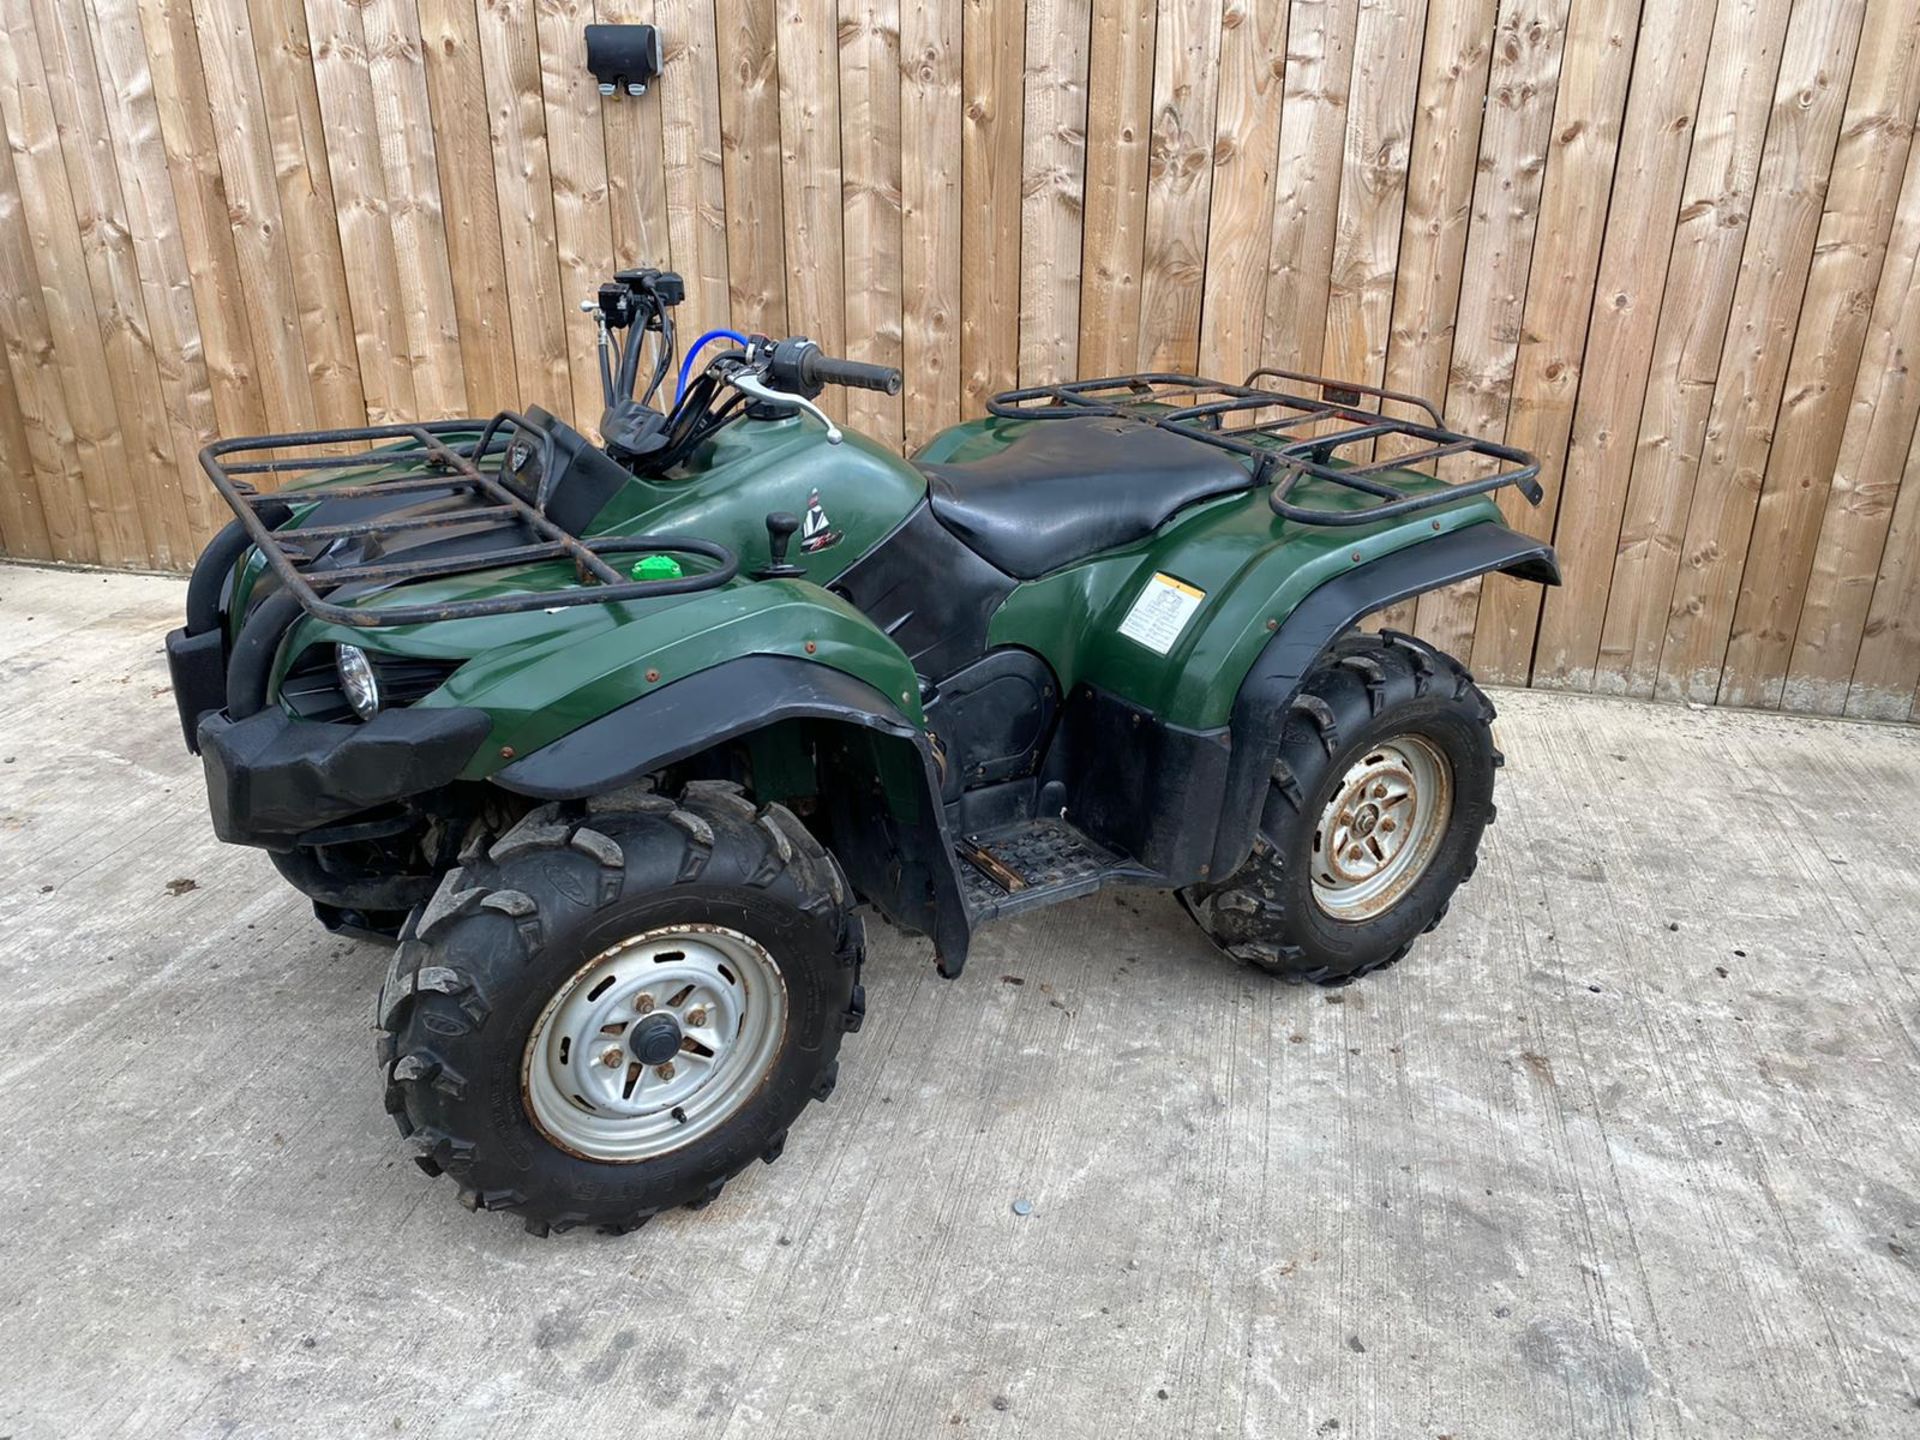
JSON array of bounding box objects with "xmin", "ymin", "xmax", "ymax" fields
[
  {"xmin": 493, "ymin": 654, "xmax": 974, "ymax": 978},
  {"xmin": 450, "ymin": 581, "xmax": 925, "ymax": 775},
  {"xmin": 493, "ymin": 654, "xmax": 924, "ymax": 800}
]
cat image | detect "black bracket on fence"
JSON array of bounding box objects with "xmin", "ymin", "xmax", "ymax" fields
[{"xmin": 585, "ymin": 24, "xmax": 662, "ymax": 98}]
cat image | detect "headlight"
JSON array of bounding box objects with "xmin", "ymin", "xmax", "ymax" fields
[{"xmin": 335, "ymin": 644, "xmax": 381, "ymax": 720}]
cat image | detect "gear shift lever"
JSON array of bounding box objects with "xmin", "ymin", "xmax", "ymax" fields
[{"xmin": 756, "ymin": 511, "xmax": 805, "ymax": 579}]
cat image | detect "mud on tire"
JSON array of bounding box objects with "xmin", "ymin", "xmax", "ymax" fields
[
  {"xmin": 1180, "ymin": 630, "xmax": 1498, "ymax": 986},
  {"xmin": 375, "ymin": 781, "xmax": 864, "ymax": 1235}
]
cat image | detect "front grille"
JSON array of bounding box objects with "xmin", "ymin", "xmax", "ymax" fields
[{"xmin": 280, "ymin": 647, "xmax": 464, "ymax": 723}]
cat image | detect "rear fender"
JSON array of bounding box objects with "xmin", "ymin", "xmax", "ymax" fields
[
  {"xmin": 493, "ymin": 654, "xmax": 973, "ymax": 976},
  {"xmin": 1209, "ymin": 523, "xmax": 1559, "ymax": 880}
]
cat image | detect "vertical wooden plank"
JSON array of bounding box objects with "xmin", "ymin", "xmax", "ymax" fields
[
  {"xmin": 1017, "ymin": 0, "xmax": 1091, "ymax": 387},
  {"xmin": 1784, "ymin": 128, "xmax": 1920, "ymax": 713},
  {"xmin": 1195, "ymin": 0, "xmax": 1288, "ymax": 381},
  {"xmin": 901, "ymin": 0, "xmax": 961, "ymax": 445},
  {"xmin": 776, "ymin": 0, "xmax": 846, "ymax": 419},
  {"xmin": 961, "ymin": 0, "xmax": 1022, "ymax": 409},
  {"xmin": 1325, "ymin": 0, "xmax": 1428, "ymax": 636},
  {"xmin": 0, "ymin": 361, "xmax": 52, "ymax": 559},
  {"xmin": 88, "ymin": 0, "xmax": 225, "ymax": 549},
  {"xmin": 1530, "ymin": 0, "xmax": 1719, "ymax": 688},
  {"xmin": 1377, "ymin": 0, "xmax": 1494, "ymax": 418},
  {"xmin": 1319, "ymin": 0, "xmax": 1427, "ymax": 387},
  {"xmin": 1718, "ymin": 0, "xmax": 1920, "ymax": 708},
  {"xmin": 0, "ymin": 0, "xmax": 141, "ymax": 565},
  {"xmin": 1589, "ymin": 0, "xmax": 1794, "ymax": 697},
  {"xmin": 535, "ymin": 0, "xmax": 618, "ymax": 425},
  {"xmin": 1468, "ymin": 0, "xmax": 1643, "ymax": 682},
  {"xmin": 841, "ymin": 0, "xmax": 906, "ymax": 447},
  {"xmin": 1076, "ymin": 0, "xmax": 1155, "ymax": 379},
  {"xmin": 656, "ymin": 0, "xmax": 730, "ymax": 338},
  {"xmin": 599, "ymin": 0, "xmax": 672, "ymax": 274},
  {"xmin": 246, "ymin": 0, "xmax": 368, "ymax": 431},
  {"xmin": 35, "ymin": 0, "xmax": 191, "ymax": 566},
  {"xmin": 1258, "ymin": 0, "xmax": 1358, "ymax": 376},
  {"xmin": 303, "ymin": 0, "xmax": 419, "ymax": 424},
  {"xmin": 1844, "ymin": 414, "xmax": 1920, "ymax": 717},
  {"xmin": 0, "ymin": 98, "xmax": 92, "ymax": 560},
  {"xmin": 1482, "ymin": 0, "xmax": 1697, "ymax": 687},
  {"xmin": 715, "ymin": 0, "xmax": 787, "ymax": 336},
  {"xmin": 1466, "ymin": 0, "xmax": 1635, "ymax": 683},
  {"xmin": 1136, "ymin": 0, "xmax": 1223, "ymax": 372},
  {"xmin": 1655, "ymin": 0, "xmax": 1869, "ymax": 703},
  {"xmin": 474, "ymin": 0, "xmax": 573, "ymax": 408},
  {"xmin": 136, "ymin": 0, "xmax": 266, "ymax": 467},
  {"xmin": 187, "ymin": 0, "xmax": 313, "ymax": 441},
  {"xmin": 361, "ymin": 0, "xmax": 469, "ymax": 417},
  {"xmin": 1410, "ymin": 0, "xmax": 1572, "ymax": 656},
  {"xmin": 42, "ymin": 1, "xmax": 189, "ymax": 559},
  {"xmin": 417, "ymin": 0, "xmax": 519, "ymax": 416}
]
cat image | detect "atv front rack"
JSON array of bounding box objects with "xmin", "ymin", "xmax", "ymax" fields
[
  {"xmin": 987, "ymin": 370, "xmax": 1543, "ymax": 527},
  {"xmin": 200, "ymin": 414, "xmax": 737, "ymax": 628}
]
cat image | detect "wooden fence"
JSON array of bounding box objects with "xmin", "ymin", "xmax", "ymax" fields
[{"xmin": 2, "ymin": 0, "xmax": 1919, "ymax": 721}]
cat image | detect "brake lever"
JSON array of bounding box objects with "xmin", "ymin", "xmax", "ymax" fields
[{"xmin": 728, "ymin": 370, "xmax": 843, "ymax": 444}]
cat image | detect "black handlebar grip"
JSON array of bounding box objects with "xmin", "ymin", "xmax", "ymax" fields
[{"xmin": 800, "ymin": 351, "xmax": 903, "ymax": 395}]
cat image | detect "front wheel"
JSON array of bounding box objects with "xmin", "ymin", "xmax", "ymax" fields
[
  {"xmin": 1180, "ymin": 631, "xmax": 1498, "ymax": 985},
  {"xmin": 376, "ymin": 781, "xmax": 864, "ymax": 1235}
]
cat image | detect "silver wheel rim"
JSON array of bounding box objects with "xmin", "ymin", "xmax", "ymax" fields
[
  {"xmin": 1310, "ymin": 735, "xmax": 1454, "ymax": 921},
  {"xmin": 522, "ymin": 925, "xmax": 788, "ymax": 1163}
]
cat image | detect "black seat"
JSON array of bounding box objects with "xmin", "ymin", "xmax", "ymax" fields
[{"xmin": 916, "ymin": 417, "xmax": 1253, "ymax": 579}]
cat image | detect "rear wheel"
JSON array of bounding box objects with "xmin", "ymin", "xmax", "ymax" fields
[
  {"xmin": 1179, "ymin": 631, "xmax": 1497, "ymax": 985},
  {"xmin": 376, "ymin": 781, "xmax": 864, "ymax": 1235}
]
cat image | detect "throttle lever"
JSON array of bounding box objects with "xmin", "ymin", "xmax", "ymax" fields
[{"xmin": 729, "ymin": 370, "xmax": 843, "ymax": 444}]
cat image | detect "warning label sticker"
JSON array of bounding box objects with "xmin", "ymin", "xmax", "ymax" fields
[{"xmin": 1118, "ymin": 572, "xmax": 1206, "ymax": 656}]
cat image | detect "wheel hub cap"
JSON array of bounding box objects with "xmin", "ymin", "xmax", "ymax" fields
[
  {"xmin": 522, "ymin": 925, "xmax": 788, "ymax": 1163},
  {"xmin": 628, "ymin": 1012, "xmax": 684, "ymax": 1066},
  {"xmin": 1310, "ymin": 735, "xmax": 1454, "ymax": 920}
]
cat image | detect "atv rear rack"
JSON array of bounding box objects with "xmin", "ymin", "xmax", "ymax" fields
[
  {"xmin": 200, "ymin": 414, "xmax": 737, "ymax": 628},
  {"xmin": 987, "ymin": 370, "xmax": 1543, "ymax": 527}
]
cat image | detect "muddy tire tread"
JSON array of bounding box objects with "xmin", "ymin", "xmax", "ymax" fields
[
  {"xmin": 376, "ymin": 781, "xmax": 864, "ymax": 1236},
  {"xmin": 1181, "ymin": 631, "xmax": 1496, "ymax": 986}
]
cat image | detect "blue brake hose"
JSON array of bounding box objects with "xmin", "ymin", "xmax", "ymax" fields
[{"xmin": 676, "ymin": 329, "xmax": 751, "ymax": 402}]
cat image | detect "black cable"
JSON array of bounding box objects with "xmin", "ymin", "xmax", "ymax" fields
[
  {"xmin": 641, "ymin": 311, "xmax": 676, "ymax": 407},
  {"xmin": 598, "ymin": 328, "xmax": 617, "ymax": 409},
  {"xmin": 636, "ymin": 375, "xmax": 745, "ymax": 475}
]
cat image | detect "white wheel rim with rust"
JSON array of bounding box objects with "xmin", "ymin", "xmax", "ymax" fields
[
  {"xmin": 1310, "ymin": 735, "xmax": 1453, "ymax": 921},
  {"xmin": 523, "ymin": 925, "xmax": 788, "ymax": 1163}
]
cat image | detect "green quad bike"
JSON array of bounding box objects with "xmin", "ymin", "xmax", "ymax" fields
[{"xmin": 166, "ymin": 267, "xmax": 1558, "ymax": 1234}]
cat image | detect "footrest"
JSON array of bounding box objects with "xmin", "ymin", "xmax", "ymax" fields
[{"xmin": 955, "ymin": 818, "xmax": 1148, "ymax": 922}]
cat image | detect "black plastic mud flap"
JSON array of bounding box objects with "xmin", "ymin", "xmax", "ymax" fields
[
  {"xmin": 196, "ymin": 705, "xmax": 492, "ymax": 850},
  {"xmin": 1208, "ymin": 522, "xmax": 1559, "ymax": 881}
]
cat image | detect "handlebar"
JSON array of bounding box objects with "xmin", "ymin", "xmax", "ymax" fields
[
  {"xmin": 797, "ymin": 350, "xmax": 902, "ymax": 395},
  {"xmin": 599, "ymin": 303, "xmax": 911, "ymax": 471},
  {"xmin": 721, "ymin": 340, "xmax": 902, "ymax": 446}
]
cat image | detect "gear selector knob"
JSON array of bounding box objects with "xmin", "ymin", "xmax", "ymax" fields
[{"xmin": 758, "ymin": 511, "xmax": 805, "ymax": 579}]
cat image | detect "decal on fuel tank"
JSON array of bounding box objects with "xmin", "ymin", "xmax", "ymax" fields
[{"xmin": 800, "ymin": 489, "xmax": 843, "ymax": 553}]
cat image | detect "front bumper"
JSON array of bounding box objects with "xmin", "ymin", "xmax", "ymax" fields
[
  {"xmin": 195, "ymin": 704, "xmax": 493, "ymax": 850},
  {"xmin": 170, "ymin": 510, "xmax": 494, "ymax": 852}
]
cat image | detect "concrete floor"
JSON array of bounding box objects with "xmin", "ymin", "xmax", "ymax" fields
[{"xmin": 1, "ymin": 561, "xmax": 1918, "ymax": 1439}]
